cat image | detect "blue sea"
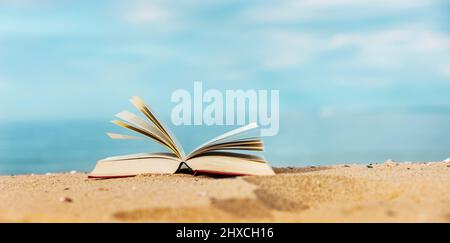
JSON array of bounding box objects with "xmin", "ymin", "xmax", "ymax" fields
[{"xmin": 1, "ymin": 113, "xmax": 449, "ymax": 175}]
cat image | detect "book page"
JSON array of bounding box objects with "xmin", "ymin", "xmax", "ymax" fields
[
  {"xmin": 115, "ymin": 110, "xmax": 167, "ymax": 142},
  {"xmin": 130, "ymin": 96, "xmax": 186, "ymax": 160},
  {"xmin": 114, "ymin": 110, "xmax": 178, "ymax": 154},
  {"xmin": 187, "ymin": 139, "xmax": 264, "ymax": 159},
  {"xmin": 90, "ymin": 155, "xmax": 182, "ymax": 178},
  {"xmin": 106, "ymin": 132, "xmax": 144, "ymax": 140},
  {"xmin": 187, "ymin": 123, "xmax": 260, "ymax": 159},
  {"xmin": 101, "ymin": 152, "xmax": 181, "ymax": 162},
  {"xmin": 111, "ymin": 119, "xmax": 180, "ymax": 156},
  {"xmin": 186, "ymin": 151, "xmax": 275, "ymax": 176}
]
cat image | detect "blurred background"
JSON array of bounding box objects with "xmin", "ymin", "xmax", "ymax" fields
[{"xmin": 0, "ymin": 0, "xmax": 449, "ymax": 174}]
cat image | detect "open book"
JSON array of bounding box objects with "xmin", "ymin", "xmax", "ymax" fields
[{"xmin": 89, "ymin": 96, "xmax": 275, "ymax": 178}]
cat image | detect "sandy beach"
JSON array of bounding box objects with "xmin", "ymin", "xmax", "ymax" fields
[{"xmin": 0, "ymin": 161, "xmax": 449, "ymax": 222}]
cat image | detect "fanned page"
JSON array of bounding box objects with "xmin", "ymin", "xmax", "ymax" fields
[
  {"xmin": 107, "ymin": 96, "xmax": 185, "ymax": 159},
  {"xmin": 130, "ymin": 96, "xmax": 186, "ymax": 160},
  {"xmin": 112, "ymin": 111, "xmax": 179, "ymax": 156},
  {"xmin": 106, "ymin": 132, "xmax": 144, "ymax": 140},
  {"xmin": 184, "ymin": 123, "xmax": 275, "ymax": 175},
  {"xmin": 187, "ymin": 123, "xmax": 262, "ymax": 159},
  {"xmin": 187, "ymin": 139, "xmax": 264, "ymax": 159},
  {"xmin": 110, "ymin": 119, "xmax": 179, "ymax": 156}
]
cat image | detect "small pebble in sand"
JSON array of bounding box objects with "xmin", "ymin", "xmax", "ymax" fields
[
  {"xmin": 98, "ymin": 188, "xmax": 110, "ymax": 191},
  {"xmin": 343, "ymin": 165, "xmax": 350, "ymax": 167},
  {"xmin": 59, "ymin": 196, "xmax": 73, "ymax": 203},
  {"xmin": 386, "ymin": 210, "xmax": 396, "ymax": 217},
  {"xmin": 366, "ymin": 165, "xmax": 374, "ymax": 169},
  {"xmin": 447, "ymin": 164, "xmax": 450, "ymax": 168},
  {"xmin": 69, "ymin": 170, "xmax": 77, "ymax": 174},
  {"xmin": 63, "ymin": 187, "xmax": 70, "ymax": 191},
  {"xmin": 197, "ymin": 191, "xmax": 208, "ymax": 197}
]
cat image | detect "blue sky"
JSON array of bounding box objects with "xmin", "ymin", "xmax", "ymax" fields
[
  {"xmin": 0, "ymin": 0, "xmax": 449, "ymax": 121},
  {"xmin": 0, "ymin": 0, "xmax": 450, "ymax": 165}
]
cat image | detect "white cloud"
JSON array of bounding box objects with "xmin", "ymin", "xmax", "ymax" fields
[
  {"xmin": 241, "ymin": 0, "xmax": 438, "ymax": 22},
  {"xmin": 332, "ymin": 77, "xmax": 392, "ymax": 88},
  {"xmin": 319, "ymin": 104, "xmax": 370, "ymax": 118},
  {"xmin": 0, "ymin": 77, "xmax": 7, "ymax": 90},
  {"xmin": 124, "ymin": 5, "xmax": 170, "ymax": 24},
  {"xmin": 440, "ymin": 64, "xmax": 450, "ymax": 78},
  {"xmin": 119, "ymin": 0, "xmax": 198, "ymax": 32},
  {"xmin": 0, "ymin": 0, "xmax": 62, "ymax": 7},
  {"xmin": 261, "ymin": 31, "xmax": 321, "ymax": 69},
  {"xmin": 259, "ymin": 25, "xmax": 450, "ymax": 75},
  {"xmin": 123, "ymin": 1, "xmax": 172, "ymax": 25},
  {"xmin": 329, "ymin": 28, "xmax": 450, "ymax": 53},
  {"xmin": 330, "ymin": 27, "xmax": 450, "ymax": 70},
  {"xmin": 319, "ymin": 106, "xmax": 337, "ymax": 118}
]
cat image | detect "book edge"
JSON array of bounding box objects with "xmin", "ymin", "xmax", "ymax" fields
[
  {"xmin": 87, "ymin": 174, "xmax": 137, "ymax": 179},
  {"xmin": 193, "ymin": 170, "xmax": 249, "ymax": 176}
]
